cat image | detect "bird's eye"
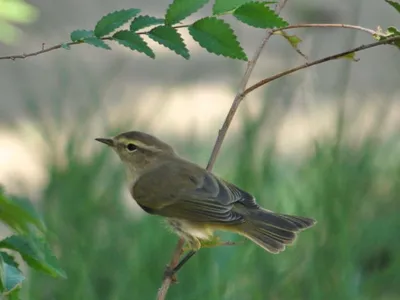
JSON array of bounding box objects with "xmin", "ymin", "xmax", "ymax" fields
[{"xmin": 126, "ymin": 143, "xmax": 137, "ymax": 152}]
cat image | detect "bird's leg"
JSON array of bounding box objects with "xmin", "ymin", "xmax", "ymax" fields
[
  {"xmin": 170, "ymin": 250, "xmax": 197, "ymax": 274},
  {"xmin": 164, "ymin": 237, "xmax": 200, "ymax": 278}
]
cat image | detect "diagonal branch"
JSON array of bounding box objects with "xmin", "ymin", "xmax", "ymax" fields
[
  {"xmin": 206, "ymin": 0, "xmax": 289, "ymax": 171},
  {"xmin": 243, "ymin": 35, "xmax": 400, "ymax": 96},
  {"xmin": 157, "ymin": 1, "xmax": 290, "ymax": 299}
]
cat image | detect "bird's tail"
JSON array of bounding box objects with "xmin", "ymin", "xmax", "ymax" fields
[{"xmin": 237, "ymin": 208, "xmax": 316, "ymax": 253}]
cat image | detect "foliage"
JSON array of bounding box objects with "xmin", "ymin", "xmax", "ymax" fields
[
  {"xmin": 63, "ymin": 0, "xmax": 400, "ymax": 60},
  {"xmin": 68, "ymin": 0, "xmax": 289, "ymax": 60},
  {"xmin": 0, "ymin": 189, "xmax": 65, "ymax": 299},
  {"xmin": 0, "ymin": 0, "xmax": 38, "ymax": 44}
]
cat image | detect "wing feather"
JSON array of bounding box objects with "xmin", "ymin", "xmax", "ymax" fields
[{"xmin": 132, "ymin": 160, "xmax": 252, "ymax": 224}]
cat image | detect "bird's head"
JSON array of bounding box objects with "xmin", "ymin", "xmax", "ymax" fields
[{"xmin": 96, "ymin": 131, "xmax": 175, "ymax": 175}]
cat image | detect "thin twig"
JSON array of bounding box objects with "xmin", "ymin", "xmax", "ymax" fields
[
  {"xmin": 206, "ymin": 0, "xmax": 289, "ymax": 171},
  {"xmin": 243, "ymin": 35, "xmax": 400, "ymax": 96},
  {"xmin": 156, "ymin": 238, "xmax": 185, "ymax": 300},
  {"xmin": 0, "ymin": 22, "xmax": 382, "ymax": 61},
  {"xmin": 273, "ymin": 23, "xmax": 379, "ymax": 36},
  {"xmin": 156, "ymin": 2, "xmax": 289, "ymax": 299}
]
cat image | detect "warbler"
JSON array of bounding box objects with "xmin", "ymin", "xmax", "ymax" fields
[{"xmin": 96, "ymin": 131, "xmax": 316, "ymax": 273}]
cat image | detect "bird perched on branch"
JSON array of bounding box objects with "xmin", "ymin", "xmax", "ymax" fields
[{"xmin": 96, "ymin": 131, "xmax": 316, "ymax": 274}]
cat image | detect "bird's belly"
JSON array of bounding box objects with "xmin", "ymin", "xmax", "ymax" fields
[{"xmin": 167, "ymin": 218, "xmax": 212, "ymax": 240}]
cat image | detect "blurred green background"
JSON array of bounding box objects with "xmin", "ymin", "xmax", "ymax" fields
[{"xmin": 1, "ymin": 0, "xmax": 400, "ymax": 299}]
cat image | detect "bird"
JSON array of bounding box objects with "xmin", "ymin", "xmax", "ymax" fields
[{"xmin": 96, "ymin": 130, "xmax": 316, "ymax": 274}]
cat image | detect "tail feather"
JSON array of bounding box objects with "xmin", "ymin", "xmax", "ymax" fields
[{"xmin": 238, "ymin": 209, "xmax": 316, "ymax": 253}]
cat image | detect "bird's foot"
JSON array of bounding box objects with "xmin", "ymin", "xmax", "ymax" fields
[{"xmin": 163, "ymin": 265, "xmax": 178, "ymax": 284}]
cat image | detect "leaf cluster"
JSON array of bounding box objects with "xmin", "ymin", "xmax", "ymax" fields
[
  {"xmin": 0, "ymin": 188, "xmax": 65, "ymax": 299},
  {"xmin": 69, "ymin": 1, "xmax": 288, "ymax": 60}
]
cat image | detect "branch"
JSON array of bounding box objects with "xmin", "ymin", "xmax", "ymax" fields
[
  {"xmin": 0, "ymin": 22, "xmax": 383, "ymax": 61},
  {"xmin": 155, "ymin": 29, "xmax": 400, "ymax": 300},
  {"xmin": 206, "ymin": 0, "xmax": 289, "ymax": 171},
  {"xmin": 243, "ymin": 35, "xmax": 400, "ymax": 96},
  {"xmin": 273, "ymin": 23, "xmax": 379, "ymax": 36},
  {"xmin": 0, "ymin": 25, "xmax": 188, "ymax": 61},
  {"xmin": 157, "ymin": 1, "xmax": 289, "ymax": 299},
  {"xmin": 156, "ymin": 238, "xmax": 185, "ymax": 300}
]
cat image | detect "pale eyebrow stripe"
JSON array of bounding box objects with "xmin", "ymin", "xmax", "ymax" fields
[{"xmin": 118, "ymin": 138, "xmax": 161, "ymax": 152}]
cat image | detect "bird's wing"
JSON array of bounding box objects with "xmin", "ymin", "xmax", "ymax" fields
[{"xmin": 132, "ymin": 160, "xmax": 250, "ymax": 224}]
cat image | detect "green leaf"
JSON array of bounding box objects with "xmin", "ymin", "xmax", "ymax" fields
[
  {"xmin": 165, "ymin": 0, "xmax": 209, "ymax": 25},
  {"xmin": 130, "ymin": 16, "xmax": 164, "ymax": 31},
  {"xmin": 61, "ymin": 43, "xmax": 71, "ymax": 50},
  {"xmin": 0, "ymin": 252, "xmax": 19, "ymax": 269},
  {"xmin": 112, "ymin": 30, "xmax": 155, "ymax": 58},
  {"xmin": 387, "ymin": 26, "xmax": 400, "ymax": 48},
  {"xmin": 2, "ymin": 264, "xmax": 24, "ymax": 294},
  {"xmin": 83, "ymin": 37, "xmax": 111, "ymax": 50},
  {"xmin": 94, "ymin": 8, "xmax": 141, "ymax": 37},
  {"xmin": 275, "ymin": 30, "xmax": 302, "ymax": 47},
  {"xmin": 0, "ymin": 253, "xmax": 24, "ymax": 295},
  {"xmin": 0, "ymin": 235, "xmax": 66, "ymax": 279},
  {"xmin": 0, "ymin": 189, "xmax": 45, "ymax": 234},
  {"xmin": 70, "ymin": 30, "xmax": 94, "ymax": 42},
  {"xmin": 233, "ymin": 2, "xmax": 288, "ymax": 28},
  {"xmin": 338, "ymin": 52, "xmax": 359, "ymax": 62},
  {"xmin": 188, "ymin": 17, "xmax": 247, "ymax": 60},
  {"xmin": 213, "ymin": 0, "xmax": 276, "ymax": 14},
  {"xmin": 385, "ymin": 0, "xmax": 400, "ymax": 14},
  {"xmin": 148, "ymin": 26, "xmax": 189, "ymax": 59},
  {"xmin": 374, "ymin": 26, "xmax": 400, "ymax": 49}
]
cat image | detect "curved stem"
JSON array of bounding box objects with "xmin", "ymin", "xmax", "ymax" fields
[{"xmin": 273, "ymin": 23, "xmax": 378, "ymax": 36}]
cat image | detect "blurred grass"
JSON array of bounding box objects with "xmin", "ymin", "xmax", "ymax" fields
[{"xmin": 21, "ymin": 96, "xmax": 400, "ymax": 300}]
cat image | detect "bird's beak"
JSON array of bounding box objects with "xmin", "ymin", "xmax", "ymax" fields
[{"xmin": 95, "ymin": 138, "xmax": 114, "ymax": 147}]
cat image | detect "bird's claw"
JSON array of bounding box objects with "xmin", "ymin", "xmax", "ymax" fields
[{"xmin": 164, "ymin": 265, "xmax": 178, "ymax": 283}]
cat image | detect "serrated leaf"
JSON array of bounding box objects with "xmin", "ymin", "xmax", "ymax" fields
[
  {"xmin": 165, "ymin": 0, "xmax": 209, "ymax": 25},
  {"xmin": 2, "ymin": 264, "xmax": 24, "ymax": 293},
  {"xmin": 213, "ymin": 0, "xmax": 276, "ymax": 14},
  {"xmin": 112, "ymin": 30, "xmax": 155, "ymax": 58},
  {"xmin": 148, "ymin": 26, "xmax": 189, "ymax": 59},
  {"xmin": 0, "ymin": 252, "xmax": 19, "ymax": 269},
  {"xmin": 83, "ymin": 37, "xmax": 111, "ymax": 50},
  {"xmin": 189, "ymin": 17, "xmax": 247, "ymax": 60},
  {"xmin": 0, "ymin": 235, "xmax": 66, "ymax": 279},
  {"xmin": 234, "ymin": 2, "xmax": 288, "ymax": 28},
  {"xmin": 70, "ymin": 30, "xmax": 94, "ymax": 42},
  {"xmin": 0, "ymin": 190, "xmax": 45, "ymax": 234},
  {"xmin": 0, "ymin": 253, "xmax": 24, "ymax": 294},
  {"xmin": 94, "ymin": 8, "xmax": 141, "ymax": 37},
  {"xmin": 385, "ymin": 0, "xmax": 400, "ymax": 14},
  {"xmin": 130, "ymin": 16, "xmax": 164, "ymax": 31}
]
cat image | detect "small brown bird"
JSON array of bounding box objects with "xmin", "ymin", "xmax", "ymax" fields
[{"xmin": 96, "ymin": 131, "xmax": 316, "ymax": 273}]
